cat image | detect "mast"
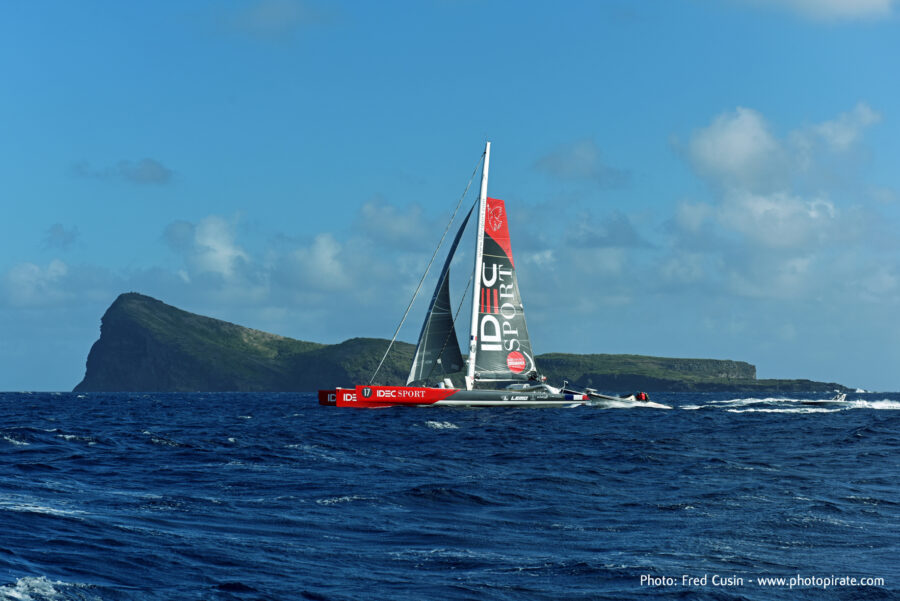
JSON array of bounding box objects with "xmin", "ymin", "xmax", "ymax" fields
[{"xmin": 465, "ymin": 141, "xmax": 490, "ymax": 390}]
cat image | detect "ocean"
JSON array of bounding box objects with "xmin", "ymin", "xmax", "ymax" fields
[{"xmin": 1, "ymin": 391, "xmax": 898, "ymax": 600}]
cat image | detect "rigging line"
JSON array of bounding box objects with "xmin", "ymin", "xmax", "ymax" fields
[
  {"xmin": 369, "ymin": 150, "xmax": 485, "ymax": 384},
  {"xmin": 423, "ymin": 266, "xmax": 474, "ymax": 385}
]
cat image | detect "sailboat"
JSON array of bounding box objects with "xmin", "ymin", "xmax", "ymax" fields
[{"xmin": 318, "ymin": 142, "xmax": 656, "ymax": 408}]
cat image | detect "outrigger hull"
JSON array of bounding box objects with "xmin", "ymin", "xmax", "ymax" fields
[{"xmin": 319, "ymin": 386, "xmax": 589, "ymax": 408}]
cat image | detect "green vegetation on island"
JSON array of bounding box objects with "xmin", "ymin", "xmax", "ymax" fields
[{"xmin": 74, "ymin": 293, "xmax": 848, "ymax": 393}]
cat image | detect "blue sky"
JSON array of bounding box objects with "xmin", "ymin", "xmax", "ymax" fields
[{"xmin": 2, "ymin": 0, "xmax": 899, "ymax": 391}]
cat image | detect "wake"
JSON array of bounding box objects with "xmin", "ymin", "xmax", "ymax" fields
[{"xmin": 681, "ymin": 396, "xmax": 900, "ymax": 412}]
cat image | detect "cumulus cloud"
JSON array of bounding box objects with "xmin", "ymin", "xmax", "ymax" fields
[
  {"xmin": 811, "ymin": 103, "xmax": 881, "ymax": 150},
  {"xmin": 165, "ymin": 216, "xmax": 251, "ymax": 281},
  {"xmin": 535, "ymin": 139, "xmax": 630, "ymax": 189},
  {"xmin": 672, "ymin": 102, "xmax": 891, "ymax": 305},
  {"xmin": 3, "ymin": 260, "xmax": 69, "ymax": 307},
  {"xmin": 741, "ymin": 0, "xmax": 896, "ymax": 21},
  {"xmin": 688, "ymin": 103, "xmax": 881, "ymax": 194},
  {"xmin": 717, "ymin": 190, "xmax": 837, "ymax": 249},
  {"xmin": 156, "ymin": 209, "xmax": 420, "ymax": 334},
  {"xmin": 285, "ymin": 233, "xmax": 353, "ymax": 292},
  {"xmin": 1, "ymin": 259, "xmax": 117, "ymax": 309},
  {"xmin": 74, "ymin": 158, "xmax": 173, "ymax": 185},
  {"xmin": 790, "ymin": 103, "xmax": 882, "ymax": 175},
  {"xmin": 688, "ymin": 107, "xmax": 788, "ymax": 192}
]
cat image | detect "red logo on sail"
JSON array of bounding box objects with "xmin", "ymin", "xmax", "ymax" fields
[
  {"xmin": 487, "ymin": 205, "xmax": 504, "ymax": 232},
  {"xmin": 506, "ymin": 351, "xmax": 526, "ymax": 373},
  {"xmin": 485, "ymin": 198, "xmax": 514, "ymax": 267}
]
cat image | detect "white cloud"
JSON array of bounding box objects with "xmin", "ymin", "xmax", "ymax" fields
[
  {"xmin": 672, "ymin": 102, "xmax": 894, "ymax": 306},
  {"xmin": 689, "ymin": 103, "xmax": 881, "ymax": 193},
  {"xmin": 192, "ymin": 217, "xmax": 249, "ymax": 279},
  {"xmin": 3, "ymin": 260, "xmax": 68, "ymax": 307},
  {"xmin": 742, "ymin": 0, "xmax": 896, "ymax": 21},
  {"xmin": 688, "ymin": 107, "xmax": 786, "ymax": 192},
  {"xmin": 789, "ymin": 102, "xmax": 882, "ymax": 172},
  {"xmin": 812, "ymin": 103, "xmax": 881, "ymax": 151},
  {"xmin": 166, "ymin": 216, "xmax": 249, "ymax": 280},
  {"xmin": 155, "ymin": 206, "xmax": 438, "ymax": 337},
  {"xmin": 717, "ymin": 190, "xmax": 837, "ymax": 249},
  {"xmin": 288, "ymin": 233, "xmax": 352, "ymax": 292},
  {"xmin": 1, "ymin": 260, "xmax": 117, "ymax": 309}
]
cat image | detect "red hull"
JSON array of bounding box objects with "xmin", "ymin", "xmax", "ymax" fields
[
  {"xmin": 352, "ymin": 385, "xmax": 458, "ymax": 407},
  {"xmin": 318, "ymin": 386, "xmax": 460, "ymax": 408},
  {"xmin": 318, "ymin": 386, "xmax": 589, "ymax": 408}
]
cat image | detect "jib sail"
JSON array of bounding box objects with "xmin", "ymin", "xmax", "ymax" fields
[{"xmin": 406, "ymin": 206, "xmax": 474, "ymax": 385}]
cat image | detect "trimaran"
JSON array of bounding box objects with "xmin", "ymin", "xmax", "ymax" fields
[{"xmin": 319, "ymin": 142, "xmax": 665, "ymax": 408}]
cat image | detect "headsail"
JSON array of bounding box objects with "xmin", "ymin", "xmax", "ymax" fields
[
  {"xmin": 406, "ymin": 206, "xmax": 474, "ymax": 384},
  {"xmin": 471, "ymin": 197, "xmax": 537, "ymax": 382}
]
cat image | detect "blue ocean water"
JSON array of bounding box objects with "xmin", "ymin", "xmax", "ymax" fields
[{"xmin": 1, "ymin": 392, "xmax": 898, "ymax": 600}]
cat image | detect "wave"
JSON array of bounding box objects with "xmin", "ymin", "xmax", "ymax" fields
[
  {"xmin": 1, "ymin": 435, "xmax": 29, "ymax": 446},
  {"xmin": 425, "ymin": 421, "xmax": 459, "ymax": 429},
  {"xmin": 141, "ymin": 430, "xmax": 184, "ymax": 447},
  {"xmin": 316, "ymin": 495, "xmax": 369, "ymax": 506},
  {"xmin": 0, "ymin": 577, "xmax": 98, "ymax": 601},
  {"xmin": 725, "ymin": 406, "xmax": 843, "ymax": 414},
  {"xmin": 56, "ymin": 434, "xmax": 97, "ymax": 445},
  {"xmin": 0, "ymin": 494, "xmax": 86, "ymax": 518},
  {"xmin": 680, "ymin": 396, "xmax": 900, "ymax": 412},
  {"xmin": 847, "ymin": 399, "xmax": 900, "ymax": 410}
]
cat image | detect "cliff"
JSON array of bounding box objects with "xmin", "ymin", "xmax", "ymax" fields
[
  {"xmin": 74, "ymin": 293, "xmax": 848, "ymax": 393},
  {"xmin": 74, "ymin": 293, "xmax": 412, "ymax": 392}
]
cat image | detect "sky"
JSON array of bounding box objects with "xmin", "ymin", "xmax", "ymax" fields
[{"xmin": 2, "ymin": 0, "xmax": 899, "ymax": 391}]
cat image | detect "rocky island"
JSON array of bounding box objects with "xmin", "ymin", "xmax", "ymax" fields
[{"xmin": 74, "ymin": 293, "xmax": 848, "ymax": 393}]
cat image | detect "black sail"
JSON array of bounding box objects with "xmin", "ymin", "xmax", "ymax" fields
[
  {"xmin": 472, "ymin": 197, "xmax": 537, "ymax": 382},
  {"xmin": 406, "ymin": 207, "xmax": 473, "ymax": 385}
]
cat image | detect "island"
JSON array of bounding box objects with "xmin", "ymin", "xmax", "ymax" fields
[{"xmin": 74, "ymin": 293, "xmax": 849, "ymax": 393}]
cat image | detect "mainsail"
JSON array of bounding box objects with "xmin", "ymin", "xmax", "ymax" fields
[
  {"xmin": 470, "ymin": 197, "xmax": 537, "ymax": 382},
  {"xmin": 406, "ymin": 206, "xmax": 474, "ymax": 384}
]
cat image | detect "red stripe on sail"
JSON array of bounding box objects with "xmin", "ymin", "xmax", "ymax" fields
[{"xmin": 493, "ymin": 289, "xmax": 499, "ymax": 314}]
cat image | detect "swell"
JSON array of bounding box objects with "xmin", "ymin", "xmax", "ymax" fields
[{"xmin": 0, "ymin": 392, "xmax": 897, "ymax": 601}]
